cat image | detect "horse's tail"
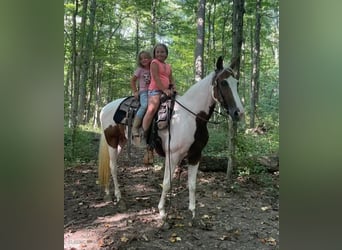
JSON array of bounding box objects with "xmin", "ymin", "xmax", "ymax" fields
[{"xmin": 98, "ymin": 132, "xmax": 110, "ymax": 189}]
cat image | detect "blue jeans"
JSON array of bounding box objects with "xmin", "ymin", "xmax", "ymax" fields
[{"xmin": 136, "ymin": 91, "xmax": 148, "ymax": 119}]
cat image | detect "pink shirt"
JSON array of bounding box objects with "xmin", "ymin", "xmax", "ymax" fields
[
  {"xmin": 134, "ymin": 67, "xmax": 151, "ymax": 92},
  {"xmin": 148, "ymin": 59, "xmax": 171, "ymax": 91}
]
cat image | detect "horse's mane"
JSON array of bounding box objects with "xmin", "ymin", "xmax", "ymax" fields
[{"xmin": 179, "ymin": 72, "xmax": 215, "ymax": 97}]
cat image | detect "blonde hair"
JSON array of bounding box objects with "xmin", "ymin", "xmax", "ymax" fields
[{"xmin": 137, "ymin": 50, "xmax": 152, "ymax": 67}]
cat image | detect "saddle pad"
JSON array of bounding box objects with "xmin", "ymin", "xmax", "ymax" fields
[{"xmin": 113, "ymin": 96, "xmax": 140, "ymax": 124}]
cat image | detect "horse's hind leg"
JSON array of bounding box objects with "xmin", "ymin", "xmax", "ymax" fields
[
  {"xmin": 108, "ymin": 146, "xmax": 122, "ymax": 202},
  {"xmin": 188, "ymin": 163, "xmax": 199, "ymax": 218}
]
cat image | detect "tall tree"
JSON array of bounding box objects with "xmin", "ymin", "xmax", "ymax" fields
[
  {"xmin": 70, "ymin": 0, "xmax": 80, "ymax": 157},
  {"xmin": 227, "ymin": 0, "xmax": 245, "ymax": 181},
  {"xmin": 151, "ymin": 0, "xmax": 158, "ymax": 45},
  {"xmin": 80, "ymin": 0, "xmax": 97, "ymax": 124},
  {"xmin": 250, "ymin": 0, "xmax": 261, "ymax": 128},
  {"xmin": 232, "ymin": 0, "xmax": 245, "ymax": 79},
  {"xmin": 77, "ymin": 0, "xmax": 89, "ymax": 124},
  {"xmin": 194, "ymin": 0, "xmax": 206, "ymax": 82}
]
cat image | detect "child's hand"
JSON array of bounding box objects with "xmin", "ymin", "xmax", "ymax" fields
[{"xmin": 163, "ymin": 89, "xmax": 172, "ymax": 97}]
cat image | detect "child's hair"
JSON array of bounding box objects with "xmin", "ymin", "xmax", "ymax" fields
[
  {"xmin": 153, "ymin": 43, "xmax": 169, "ymax": 58},
  {"xmin": 137, "ymin": 50, "xmax": 152, "ymax": 67}
]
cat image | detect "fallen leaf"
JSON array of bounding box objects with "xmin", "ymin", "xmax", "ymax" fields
[
  {"xmin": 141, "ymin": 234, "xmax": 149, "ymax": 241},
  {"xmin": 265, "ymin": 237, "xmax": 277, "ymax": 246},
  {"xmin": 169, "ymin": 233, "xmax": 182, "ymax": 243},
  {"xmin": 219, "ymin": 235, "xmax": 230, "ymax": 241},
  {"xmin": 261, "ymin": 206, "xmax": 271, "ymax": 211},
  {"xmin": 120, "ymin": 235, "xmax": 129, "ymax": 242}
]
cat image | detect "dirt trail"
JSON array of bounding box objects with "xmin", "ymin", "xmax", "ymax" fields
[{"xmin": 64, "ymin": 147, "xmax": 279, "ymax": 249}]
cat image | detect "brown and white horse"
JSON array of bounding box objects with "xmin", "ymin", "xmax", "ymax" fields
[{"xmin": 98, "ymin": 57, "xmax": 244, "ymax": 220}]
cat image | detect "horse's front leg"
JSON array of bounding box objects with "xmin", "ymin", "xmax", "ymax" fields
[
  {"xmin": 158, "ymin": 155, "xmax": 177, "ymax": 220},
  {"xmin": 188, "ymin": 163, "xmax": 199, "ymax": 218}
]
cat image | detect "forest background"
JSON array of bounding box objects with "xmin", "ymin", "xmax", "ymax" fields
[{"xmin": 63, "ymin": 0, "xmax": 279, "ymax": 175}]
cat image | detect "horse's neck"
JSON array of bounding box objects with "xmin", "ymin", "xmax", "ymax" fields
[{"xmin": 178, "ymin": 73, "xmax": 215, "ymax": 114}]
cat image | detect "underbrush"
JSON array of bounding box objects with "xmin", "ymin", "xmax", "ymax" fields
[
  {"xmin": 204, "ymin": 119, "xmax": 279, "ymax": 189},
  {"xmin": 64, "ymin": 125, "xmax": 101, "ymax": 167},
  {"xmin": 64, "ymin": 120, "xmax": 279, "ymax": 180}
]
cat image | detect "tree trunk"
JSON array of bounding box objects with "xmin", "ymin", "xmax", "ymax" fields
[
  {"xmin": 151, "ymin": 0, "xmax": 158, "ymax": 46},
  {"xmin": 194, "ymin": 0, "xmax": 206, "ymax": 82},
  {"xmin": 78, "ymin": 0, "xmax": 97, "ymax": 125},
  {"xmin": 250, "ymin": 0, "xmax": 261, "ymax": 128},
  {"xmin": 77, "ymin": 0, "xmax": 89, "ymax": 124},
  {"xmin": 207, "ymin": 0, "xmax": 217, "ymax": 73},
  {"xmin": 212, "ymin": 0, "xmax": 216, "ymax": 65},
  {"xmin": 71, "ymin": 0, "xmax": 80, "ymax": 158},
  {"xmin": 255, "ymin": 0, "xmax": 261, "ymax": 104},
  {"xmin": 249, "ymin": 19, "xmax": 255, "ymax": 128},
  {"xmin": 227, "ymin": 0, "xmax": 245, "ymax": 182},
  {"xmin": 64, "ymin": 63, "xmax": 72, "ymax": 126},
  {"xmin": 206, "ymin": 2, "xmax": 211, "ymax": 68},
  {"xmin": 232, "ymin": 0, "xmax": 245, "ymax": 79},
  {"xmin": 135, "ymin": 15, "xmax": 140, "ymax": 58},
  {"xmin": 93, "ymin": 61, "xmax": 103, "ymax": 128}
]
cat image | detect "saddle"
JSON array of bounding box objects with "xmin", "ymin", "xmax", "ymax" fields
[{"xmin": 112, "ymin": 94, "xmax": 175, "ymax": 157}]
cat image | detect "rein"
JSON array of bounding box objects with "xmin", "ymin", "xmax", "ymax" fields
[{"xmin": 174, "ymin": 99, "xmax": 223, "ymax": 124}]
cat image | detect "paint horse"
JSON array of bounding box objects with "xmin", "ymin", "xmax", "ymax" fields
[{"xmin": 98, "ymin": 56, "xmax": 244, "ymax": 220}]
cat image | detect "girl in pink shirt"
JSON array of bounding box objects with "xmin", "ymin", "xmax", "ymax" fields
[
  {"xmin": 130, "ymin": 50, "xmax": 152, "ymax": 137},
  {"xmin": 142, "ymin": 43, "xmax": 176, "ymax": 137}
]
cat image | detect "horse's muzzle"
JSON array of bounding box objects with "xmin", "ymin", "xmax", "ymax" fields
[{"xmin": 229, "ymin": 108, "xmax": 244, "ymax": 121}]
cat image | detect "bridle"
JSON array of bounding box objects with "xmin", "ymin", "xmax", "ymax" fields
[{"xmin": 211, "ymin": 67, "xmax": 236, "ymax": 111}]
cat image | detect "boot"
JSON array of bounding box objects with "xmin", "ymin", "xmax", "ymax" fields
[
  {"xmin": 143, "ymin": 147, "xmax": 154, "ymax": 165},
  {"xmin": 132, "ymin": 117, "xmax": 142, "ymax": 137},
  {"xmin": 132, "ymin": 117, "xmax": 144, "ymax": 146}
]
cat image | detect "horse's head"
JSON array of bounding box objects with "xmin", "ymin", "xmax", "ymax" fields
[{"xmin": 212, "ymin": 57, "xmax": 244, "ymax": 121}]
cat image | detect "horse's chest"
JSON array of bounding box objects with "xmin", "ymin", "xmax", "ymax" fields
[{"xmin": 187, "ymin": 121, "xmax": 209, "ymax": 165}]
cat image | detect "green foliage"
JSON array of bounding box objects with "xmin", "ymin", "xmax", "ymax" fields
[
  {"xmin": 202, "ymin": 115, "xmax": 279, "ymax": 187},
  {"xmin": 63, "ymin": 0, "xmax": 279, "ymax": 189},
  {"xmin": 64, "ymin": 125, "xmax": 101, "ymax": 166},
  {"xmin": 202, "ymin": 123, "xmax": 229, "ymax": 157}
]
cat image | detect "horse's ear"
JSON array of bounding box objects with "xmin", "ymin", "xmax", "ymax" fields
[
  {"xmin": 216, "ymin": 56, "xmax": 224, "ymax": 71},
  {"xmin": 229, "ymin": 57, "xmax": 239, "ymax": 70}
]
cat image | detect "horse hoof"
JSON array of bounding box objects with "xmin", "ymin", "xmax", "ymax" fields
[
  {"xmin": 159, "ymin": 210, "xmax": 167, "ymax": 220},
  {"xmin": 160, "ymin": 221, "xmax": 172, "ymax": 231},
  {"xmin": 117, "ymin": 199, "xmax": 127, "ymax": 212},
  {"xmin": 104, "ymin": 194, "xmax": 112, "ymax": 202}
]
